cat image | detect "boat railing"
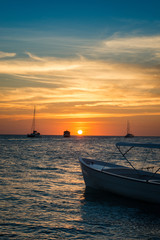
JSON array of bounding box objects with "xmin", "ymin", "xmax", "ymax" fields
[
  {"xmin": 115, "ymin": 142, "xmax": 160, "ymax": 182},
  {"xmin": 102, "ymin": 142, "xmax": 160, "ymax": 180},
  {"xmin": 145, "ymin": 167, "xmax": 160, "ymax": 182},
  {"xmin": 149, "ymin": 179, "xmax": 160, "ymax": 184}
]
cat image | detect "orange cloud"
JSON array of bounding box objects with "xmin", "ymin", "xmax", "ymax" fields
[{"xmin": 0, "ymin": 34, "xmax": 160, "ymax": 135}]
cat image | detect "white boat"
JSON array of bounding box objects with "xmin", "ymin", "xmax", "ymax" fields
[
  {"xmin": 79, "ymin": 142, "xmax": 160, "ymax": 204},
  {"xmin": 27, "ymin": 106, "xmax": 41, "ymax": 138}
]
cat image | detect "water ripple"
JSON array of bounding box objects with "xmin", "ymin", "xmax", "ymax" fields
[{"xmin": 1, "ymin": 135, "xmax": 160, "ymax": 239}]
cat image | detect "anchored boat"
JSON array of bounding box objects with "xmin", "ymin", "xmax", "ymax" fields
[
  {"xmin": 125, "ymin": 121, "xmax": 134, "ymax": 138},
  {"xmin": 79, "ymin": 142, "xmax": 160, "ymax": 204},
  {"xmin": 63, "ymin": 130, "xmax": 70, "ymax": 137},
  {"xmin": 27, "ymin": 106, "xmax": 41, "ymax": 138}
]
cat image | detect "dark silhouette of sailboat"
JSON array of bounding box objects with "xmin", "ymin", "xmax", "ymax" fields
[
  {"xmin": 27, "ymin": 106, "xmax": 41, "ymax": 137},
  {"xmin": 125, "ymin": 121, "xmax": 134, "ymax": 138}
]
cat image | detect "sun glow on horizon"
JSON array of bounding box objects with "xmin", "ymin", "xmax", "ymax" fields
[{"xmin": 77, "ymin": 129, "xmax": 83, "ymax": 135}]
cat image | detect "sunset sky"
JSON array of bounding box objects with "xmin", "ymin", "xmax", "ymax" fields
[{"xmin": 0, "ymin": 0, "xmax": 160, "ymax": 136}]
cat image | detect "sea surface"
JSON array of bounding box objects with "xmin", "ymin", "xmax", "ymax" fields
[{"xmin": 1, "ymin": 135, "xmax": 160, "ymax": 240}]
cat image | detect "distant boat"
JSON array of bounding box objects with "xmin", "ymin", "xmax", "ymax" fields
[
  {"xmin": 27, "ymin": 106, "xmax": 41, "ymax": 138},
  {"xmin": 63, "ymin": 130, "xmax": 70, "ymax": 137},
  {"xmin": 125, "ymin": 121, "xmax": 134, "ymax": 138}
]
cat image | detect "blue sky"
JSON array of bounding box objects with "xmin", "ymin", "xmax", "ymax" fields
[
  {"xmin": 1, "ymin": 0, "xmax": 160, "ymax": 60},
  {"xmin": 0, "ymin": 0, "xmax": 160, "ymax": 135},
  {"xmin": 1, "ymin": 0, "xmax": 160, "ymax": 34},
  {"xmin": 1, "ymin": 0, "xmax": 160, "ymax": 23}
]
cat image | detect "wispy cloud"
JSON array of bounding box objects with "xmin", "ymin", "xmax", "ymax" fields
[
  {"xmin": 0, "ymin": 35, "xmax": 160, "ymax": 123},
  {"xmin": 0, "ymin": 54, "xmax": 81, "ymax": 75},
  {"xmin": 25, "ymin": 51, "xmax": 46, "ymax": 61},
  {"xmin": 81, "ymin": 35, "xmax": 160, "ymax": 65},
  {"xmin": 0, "ymin": 51, "xmax": 16, "ymax": 58},
  {"xmin": 104, "ymin": 35, "xmax": 160, "ymax": 51}
]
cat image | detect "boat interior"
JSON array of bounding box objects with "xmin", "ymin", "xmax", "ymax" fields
[{"xmin": 81, "ymin": 158, "xmax": 160, "ymax": 183}]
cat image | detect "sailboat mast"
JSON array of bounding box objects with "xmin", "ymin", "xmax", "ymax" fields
[
  {"xmin": 33, "ymin": 106, "xmax": 35, "ymax": 131},
  {"xmin": 31, "ymin": 106, "xmax": 36, "ymax": 132},
  {"xmin": 127, "ymin": 121, "xmax": 130, "ymax": 134}
]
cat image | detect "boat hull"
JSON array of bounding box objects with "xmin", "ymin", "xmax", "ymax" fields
[
  {"xmin": 27, "ymin": 134, "xmax": 41, "ymax": 137},
  {"xmin": 79, "ymin": 158, "xmax": 160, "ymax": 204},
  {"xmin": 63, "ymin": 130, "xmax": 70, "ymax": 137},
  {"xmin": 27, "ymin": 130, "xmax": 41, "ymax": 137}
]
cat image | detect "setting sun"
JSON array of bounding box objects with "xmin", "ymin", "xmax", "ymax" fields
[{"xmin": 78, "ymin": 130, "xmax": 83, "ymax": 135}]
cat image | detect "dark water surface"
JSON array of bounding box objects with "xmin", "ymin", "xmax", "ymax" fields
[{"xmin": 1, "ymin": 135, "xmax": 160, "ymax": 239}]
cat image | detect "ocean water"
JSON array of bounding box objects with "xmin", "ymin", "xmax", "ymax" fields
[{"xmin": 1, "ymin": 135, "xmax": 160, "ymax": 240}]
